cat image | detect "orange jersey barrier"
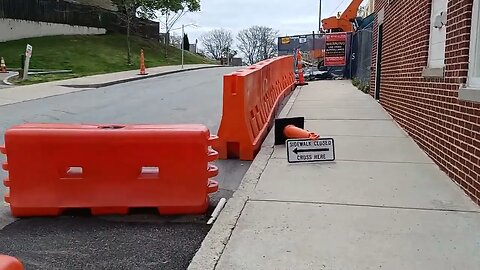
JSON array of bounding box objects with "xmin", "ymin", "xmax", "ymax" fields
[
  {"xmin": 0, "ymin": 255, "xmax": 23, "ymax": 270},
  {"xmin": 215, "ymin": 56, "xmax": 296, "ymax": 160},
  {"xmin": 1, "ymin": 124, "xmax": 218, "ymax": 217}
]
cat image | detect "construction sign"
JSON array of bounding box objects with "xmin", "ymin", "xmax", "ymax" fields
[
  {"xmin": 281, "ymin": 37, "xmax": 290, "ymax": 44},
  {"xmin": 22, "ymin": 44, "xmax": 33, "ymax": 79},
  {"xmin": 325, "ymin": 33, "xmax": 347, "ymax": 66},
  {"xmin": 25, "ymin": 44, "xmax": 33, "ymax": 58}
]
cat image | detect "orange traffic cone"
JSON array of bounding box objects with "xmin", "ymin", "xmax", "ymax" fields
[
  {"xmin": 0, "ymin": 57, "xmax": 7, "ymax": 73},
  {"xmin": 274, "ymin": 117, "xmax": 319, "ymax": 145},
  {"xmin": 283, "ymin": 125, "xmax": 319, "ymax": 140},
  {"xmin": 139, "ymin": 49, "xmax": 147, "ymax": 75},
  {"xmin": 296, "ymin": 49, "xmax": 307, "ymax": 86}
]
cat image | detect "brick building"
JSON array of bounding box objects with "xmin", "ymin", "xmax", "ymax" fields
[{"xmin": 371, "ymin": 0, "xmax": 480, "ymax": 204}]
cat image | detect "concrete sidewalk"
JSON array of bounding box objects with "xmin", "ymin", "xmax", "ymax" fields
[
  {"xmin": 0, "ymin": 64, "xmax": 219, "ymax": 106},
  {"xmin": 190, "ymin": 80, "xmax": 480, "ymax": 270}
]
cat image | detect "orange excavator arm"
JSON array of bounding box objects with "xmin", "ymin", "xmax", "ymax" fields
[{"xmin": 322, "ymin": 0, "xmax": 364, "ymax": 32}]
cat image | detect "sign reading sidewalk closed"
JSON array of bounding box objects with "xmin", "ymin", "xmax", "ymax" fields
[
  {"xmin": 325, "ymin": 33, "xmax": 347, "ymax": 66},
  {"xmin": 286, "ymin": 138, "xmax": 335, "ymax": 163}
]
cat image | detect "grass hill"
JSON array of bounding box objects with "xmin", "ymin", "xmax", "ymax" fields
[{"xmin": 0, "ymin": 34, "xmax": 215, "ymax": 84}]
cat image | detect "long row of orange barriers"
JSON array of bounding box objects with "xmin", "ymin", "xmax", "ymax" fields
[
  {"xmin": 215, "ymin": 55, "xmax": 296, "ymax": 160},
  {"xmin": 0, "ymin": 56, "xmax": 297, "ymax": 217},
  {"xmin": 1, "ymin": 124, "xmax": 218, "ymax": 217}
]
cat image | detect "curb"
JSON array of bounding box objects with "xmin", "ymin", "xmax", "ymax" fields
[
  {"xmin": 188, "ymin": 138, "xmax": 274, "ymax": 270},
  {"xmin": 61, "ymin": 65, "xmax": 223, "ymax": 89},
  {"xmin": 188, "ymin": 86, "xmax": 301, "ymax": 270},
  {"xmin": 0, "ymin": 204, "xmax": 16, "ymax": 230},
  {"xmin": 2, "ymin": 72, "xmax": 18, "ymax": 86}
]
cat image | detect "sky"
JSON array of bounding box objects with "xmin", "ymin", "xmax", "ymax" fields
[{"xmin": 164, "ymin": 0, "xmax": 367, "ymax": 50}]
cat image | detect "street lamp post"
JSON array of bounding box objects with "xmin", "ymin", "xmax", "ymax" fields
[
  {"xmin": 178, "ymin": 23, "xmax": 198, "ymax": 69},
  {"xmin": 319, "ymin": 0, "xmax": 322, "ymax": 32}
]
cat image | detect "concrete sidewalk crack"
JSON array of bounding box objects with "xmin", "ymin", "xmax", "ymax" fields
[
  {"xmin": 335, "ymin": 159, "xmax": 434, "ymax": 164},
  {"xmin": 319, "ymin": 134, "xmax": 408, "ymax": 138},
  {"xmin": 305, "ymin": 118, "xmax": 393, "ymax": 121},
  {"xmin": 250, "ymin": 199, "xmax": 480, "ymax": 214},
  {"xmin": 270, "ymin": 157, "xmax": 435, "ymax": 165}
]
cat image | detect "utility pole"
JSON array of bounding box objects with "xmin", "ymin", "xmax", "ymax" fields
[
  {"xmin": 318, "ymin": 0, "xmax": 322, "ymax": 32},
  {"xmin": 181, "ymin": 24, "xmax": 184, "ymax": 69},
  {"xmin": 227, "ymin": 48, "xmax": 230, "ymax": 66}
]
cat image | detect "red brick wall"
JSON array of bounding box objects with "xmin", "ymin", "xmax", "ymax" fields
[{"xmin": 371, "ymin": 0, "xmax": 480, "ymax": 205}]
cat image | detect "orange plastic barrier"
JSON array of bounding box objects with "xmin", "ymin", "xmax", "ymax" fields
[
  {"xmin": 1, "ymin": 124, "xmax": 218, "ymax": 217},
  {"xmin": 0, "ymin": 255, "xmax": 23, "ymax": 270},
  {"xmin": 215, "ymin": 56, "xmax": 296, "ymax": 160}
]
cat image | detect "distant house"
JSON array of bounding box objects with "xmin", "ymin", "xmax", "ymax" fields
[
  {"xmin": 189, "ymin": 44, "xmax": 197, "ymax": 53},
  {"xmin": 371, "ymin": 0, "xmax": 480, "ymax": 205},
  {"xmin": 220, "ymin": 57, "xmax": 243, "ymax": 66}
]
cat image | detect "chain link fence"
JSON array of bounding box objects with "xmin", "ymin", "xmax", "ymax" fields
[
  {"xmin": 350, "ymin": 24, "xmax": 373, "ymax": 92},
  {"xmin": 279, "ymin": 33, "xmax": 353, "ymax": 80}
]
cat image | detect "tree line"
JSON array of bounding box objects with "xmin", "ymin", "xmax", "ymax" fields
[
  {"xmin": 112, "ymin": 0, "xmax": 200, "ymax": 64},
  {"xmin": 112, "ymin": 1, "xmax": 279, "ymax": 66},
  {"xmin": 200, "ymin": 26, "xmax": 278, "ymax": 65}
]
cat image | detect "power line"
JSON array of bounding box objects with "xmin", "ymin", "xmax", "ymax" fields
[{"xmin": 330, "ymin": 0, "xmax": 348, "ymax": 16}]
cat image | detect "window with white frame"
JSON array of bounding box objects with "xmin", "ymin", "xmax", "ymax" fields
[
  {"xmin": 427, "ymin": 0, "xmax": 448, "ymax": 70},
  {"xmin": 468, "ymin": 0, "xmax": 480, "ymax": 87},
  {"xmin": 460, "ymin": 0, "xmax": 480, "ymax": 101}
]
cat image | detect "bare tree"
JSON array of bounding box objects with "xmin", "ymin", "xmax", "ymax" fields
[
  {"xmin": 112, "ymin": 0, "xmax": 199, "ymax": 64},
  {"xmin": 112, "ymin": 0, "xmax": 140, "ymax": 65},
  {"xmin": 170, "ymin": 33, "xmax": 182, "ymax": 48},
  {"xmin": 157, "ymin": 0, "xmax": 200, "ymax": 57},
  {"xmin": 201, "ymin": 29, "xmax": 233, "ymax": 60},
  {"xmin": 237, "ymin": 26, "xmax": 279, "ymax": 65},
  {"xmin": 237, "ymin": 27, "xmax": 258, "ymax": 65},
  {"xmin": 257, "ymin": 26, "xmax": 279, "ymax": 60},
  {"xmin": 228, "ymin": 49, "xmax": 238, "ymax": 63}
]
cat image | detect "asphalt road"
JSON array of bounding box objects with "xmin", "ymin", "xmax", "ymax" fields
[{"xmin": 0, "ymin": 67, "xmax": 251, "ymax": 270}]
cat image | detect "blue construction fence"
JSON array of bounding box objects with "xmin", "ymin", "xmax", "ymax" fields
[{"xmin": 277, "ymin": 14, "xmax": 374, "ymax": 82}]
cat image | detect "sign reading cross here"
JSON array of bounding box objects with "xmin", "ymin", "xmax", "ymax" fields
[{"xmin": 286, "ymin": 138, "xmax": 335, "ymax": 163}]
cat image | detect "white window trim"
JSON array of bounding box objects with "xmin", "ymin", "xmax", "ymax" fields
[
  {"xmin": 423, "ymin": 0, "xmax": 448, "ymax": 77},
  {"xmin": 460, "ymin": 0, "xmax": 480, "ymax": 102},
  {"xmin": 467, "ymin": 0, "xmax": 480, "ymax": 87}
]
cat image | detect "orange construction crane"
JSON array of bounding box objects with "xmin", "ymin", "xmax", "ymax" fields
[{"xmin": 322, "ymin": 0, "xmax": 364, "ymax": 32}]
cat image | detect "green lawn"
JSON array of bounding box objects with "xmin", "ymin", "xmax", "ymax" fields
[{"xmin": 0, "ymin": 34, "xmax": 216, "ymax": 84}]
